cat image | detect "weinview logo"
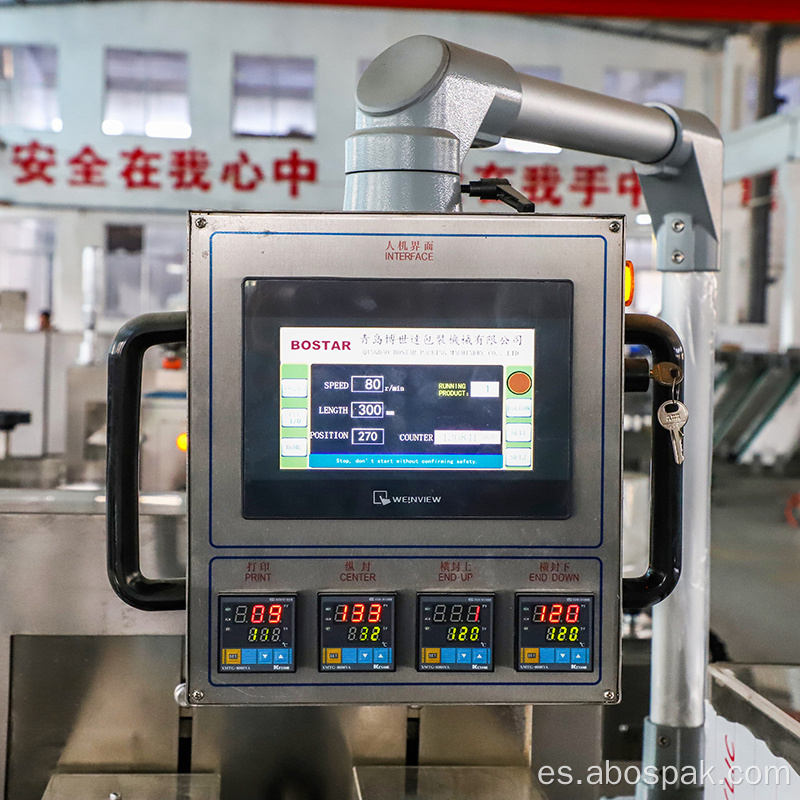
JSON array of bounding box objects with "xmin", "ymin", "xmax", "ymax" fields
[{"xmin": 373, "ymin": 490, "xmax": 441, "ymax": 505}]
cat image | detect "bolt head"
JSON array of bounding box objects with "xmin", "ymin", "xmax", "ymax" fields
[
  {"xmin": 672, "ymin": 219, "xmax": 685, "ymax": 233},
  {"xmin": 195, "ymin": 217, "xmax": 207, "ymax": 229},
  {"xmin": 603, "ymin": 690, "xmax": 616, "ymax": 701},
  {"xmin": 658, "ymin": 735, "xmax": 672, "ymax": 748},
  {"xmin": 609, "ymin": 221, "xmax": 621, "ymax": 233},
  {"xmin": 671, "ymin": 251, "xmax": 685, "ymax": 264},
  {"xmin": 190, "ymin": 690, "xmax": 204, "ymax": 701}
]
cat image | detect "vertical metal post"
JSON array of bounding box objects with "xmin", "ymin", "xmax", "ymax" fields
[{"xmin": 636, "ymin": 110, "xmax": 722, "ymax": 800}]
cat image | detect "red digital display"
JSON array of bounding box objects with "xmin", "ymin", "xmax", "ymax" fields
[
  {"xmin": 333, "ymin": 602, "xmax": 383, "ymax": 623},
  {"xmin": 533, "ymin": 603, "xmax": 580, "ymax": 624},
  {"xmin": 249, "ymin": 603, "xmax": 283, "ymax": 624}
]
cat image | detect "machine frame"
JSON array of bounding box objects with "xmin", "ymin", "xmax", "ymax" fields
[{"xmin": 183, "ymin": 211, "xmax": 625, "ymax": 705}]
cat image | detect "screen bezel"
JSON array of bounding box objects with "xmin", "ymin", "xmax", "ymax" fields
[{"xmin": 241, "ymin": 277, "xmax": 573, "ymax": 520}]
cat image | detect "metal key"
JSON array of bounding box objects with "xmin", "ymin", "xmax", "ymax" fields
[
  {"xmin": 651, "ymin": 362, "xmax": 683, "ymax": 387},
  {"xmin": 657, "ymin": 400, "xmax": 689, "ymax": 465}
]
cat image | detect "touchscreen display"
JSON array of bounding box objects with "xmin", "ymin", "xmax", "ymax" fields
[
  {"xmin": 279, "ymin": 327, "xmax": 534, "ymax": 471},
  {"xmin": 242, "ymin": 278, "xmax": 571, "ymax": 519}
]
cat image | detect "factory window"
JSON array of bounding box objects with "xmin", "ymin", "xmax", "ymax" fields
[
  {"xmin": 777, "ymin": 75, "xmax": 800, "ymax": 114},
  {"xmin": 498, "ymin": 67, "xmax": 563, "ymax": 154},
  {"xmin": 745, "ymin": 75, "xmax": 800, "ymax": 123},
  {"xmin": 0, "ymin": 217, "xmax": 56, "ymax": 330},
  {"xmin": 104, "ymin": 224, "xmax": 186, "ymax": 320},
  {"xmin": 232, "ymin": 55, "xmax": 315, "ymax": 138},
  {"xmin": 103, "ymin": 49, "xmax": 191, "ymax": 138},
  {"xmin": 603, "ymin": 69, "xmax": 685, "ymax": 107},
  {"xmin": 0, "ymin": 44, "xmax": 60, "ymax": 131}
]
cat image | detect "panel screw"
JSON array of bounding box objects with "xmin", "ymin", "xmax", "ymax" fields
[
  {"xmin": 609, "ymin": 221, "xmax": 621, "ymax": 233},
  {"xmin": 658, "ymin": 735, "xmax": 671, "ymax": 748},
  {"xmin": 190, "ymin": 690, "xmax": 204, "ymax": 701},
  {"xmin": 110, "ymin": 793, "xmax": 121, "ymax": 800},
  {"xmin": 603, "ymin": 690, "xmax": 616, "ymax": 701},
  {"xmin": 195, "ymin": 217, "xmax": 207, "ymax": 229},
  {"xmin": 671, "ymin": 219, "xmax": 685, "ymax": 233},
  {"xmin": 671, "ymin": 251, "xmax": 685, "ymax": 264}
]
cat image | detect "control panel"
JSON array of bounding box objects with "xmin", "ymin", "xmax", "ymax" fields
[{"xmin": 187, "ymin": 212, "xmax": 624, "ymax": 705}]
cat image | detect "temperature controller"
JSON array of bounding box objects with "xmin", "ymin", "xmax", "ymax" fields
[
  {"xmin": 319, "ymin": 595, "xmax": 395, "ymax": 671},
  {"xmin": 216, "ymin": 592, "xmax": 595, "ymax": 676},
  {"xmin": 418, "ymin": 595, "xmax": 493, "ymax": 671},
  {"xmin": 187, "ymin": 212, "xmax": 624, "ymax": 705}
]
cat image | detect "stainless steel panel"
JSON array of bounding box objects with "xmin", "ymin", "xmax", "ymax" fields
[
  {"xmin": 530, "ymin": 705, "xmax": 604, "ymax": 800},
  {"xmin": 65, "ymin": 365, "xmax": 108, "ymax": 484},
  {"xmin": 41, "ymin": 774, "xmax": 219, "ymax": 800},
  {"xmin": 140, "ymin": 395, "xmax": 187, "ymax": 492},
  {"xmin": 48, "ymin": 333, "xmax": 113, "ymax": 456},
  {"xmin": 202, "ymin": 558, "xmax": 603, "ymax": 704},
  {"xmin": 0, "ymin": 510, "xmax": 185, "ymax": 796},
  {"xmin": 187, "ymin": 212, "xmax": 623, "ymax": 706},
  {"xmin": 418, "ymin": 706, "xmax": 532, "ymax": 766},
  {"xmin": 354, "ymin": 766, "xmax": 546, "ymax": 800},
  {"xmin": 7, "ymin": 636, "xmax": 183, "ymax": 800},
  {"xmin": 65, "ymin": 362, "xmax": 156, "ymax": 485},
  {"xmin": 191, "ymin": 706, "xmax": 406, "ymax": 800}
]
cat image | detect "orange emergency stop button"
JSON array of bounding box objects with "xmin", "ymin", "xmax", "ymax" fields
[{"xmin": 507, "ymin": 371, "xmax": 532, "ymax": 395}]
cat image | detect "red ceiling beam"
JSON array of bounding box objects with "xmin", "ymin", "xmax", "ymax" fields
[{"xmin": 219, "ymin": 0, "xmax": 800, "ymax": 24}]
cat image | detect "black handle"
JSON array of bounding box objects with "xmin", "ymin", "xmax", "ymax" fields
[
  {"xmin": 106, "ymin": 311, "xmax": 187, "ymax": 611},
  {"xmin": 622, "ymin": 313, "xmax": 684, "ymax": 612}
]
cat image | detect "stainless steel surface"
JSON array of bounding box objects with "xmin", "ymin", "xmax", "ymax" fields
[
  {"xmin": 418, "ymin": 706, "xmax": 532, "ymax": 766},
  {"xmin": 353, "ymin": 766, "xmax": 546, "ymax": 800},
  {"xmin": 0, "ymin": 510, "xmax": 185, "ymax": 795},
  {"xmin": 187, "ymin": 211, "xmax": 623, "ymax": 705},
  {"xmin": 531, "ymin": 705, "xmax": 604, "ymax": 800},
  {"xmin": 0, "ymin": 457, "xmax": 64, "ymax": 489},
  {"xmin": 66, "ymin": 360, "xmax": 158, "ymax": 485},
  {"xmin": 622, "ymin": 473, "xmax": 650, "ymax": 580},
  {"xmin": 140, "ymin": 393, "xmax": 187, "ymax": 493},
  {"xmin": 65, "ymin": 365, "xmax": 109, "ymax": 484},
  {"xmin": 651, "ymin": 272, "xmax": 717, "ymax": 730},
  {"xmin": 8, "ymin": 637, "xmax": 183, "ymax": 800},
  {"xmin": 191, "ymin": 706, "xmax": 407, "ymax": 800},
  {"xmin": 506, "ymin": 73, "xmax": 676, "ymax": 164},
  {"xmin": 0, "ymin": 487, "xmax": 185, "ymax": 515},
  {"xmin": 41, "ymin": 774, "xmax": 219, "ymax": 800}
]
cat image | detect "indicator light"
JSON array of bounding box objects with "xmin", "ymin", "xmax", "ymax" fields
[
  {"xmin": 624, "ymin": 260, "xmax": 635, "ymax": 307},
  {"xmin": 176, "ymin": 432, "xmax": 188, "ymax": 452}
]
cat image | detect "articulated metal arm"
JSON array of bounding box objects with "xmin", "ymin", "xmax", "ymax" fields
[
  {"xmin": 345, "ymin": 36, "xmax": 724, "ymax": 798},
  {"xmin": 345, "ymin": 36, "xmax": 721, "ymax": 253}
]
